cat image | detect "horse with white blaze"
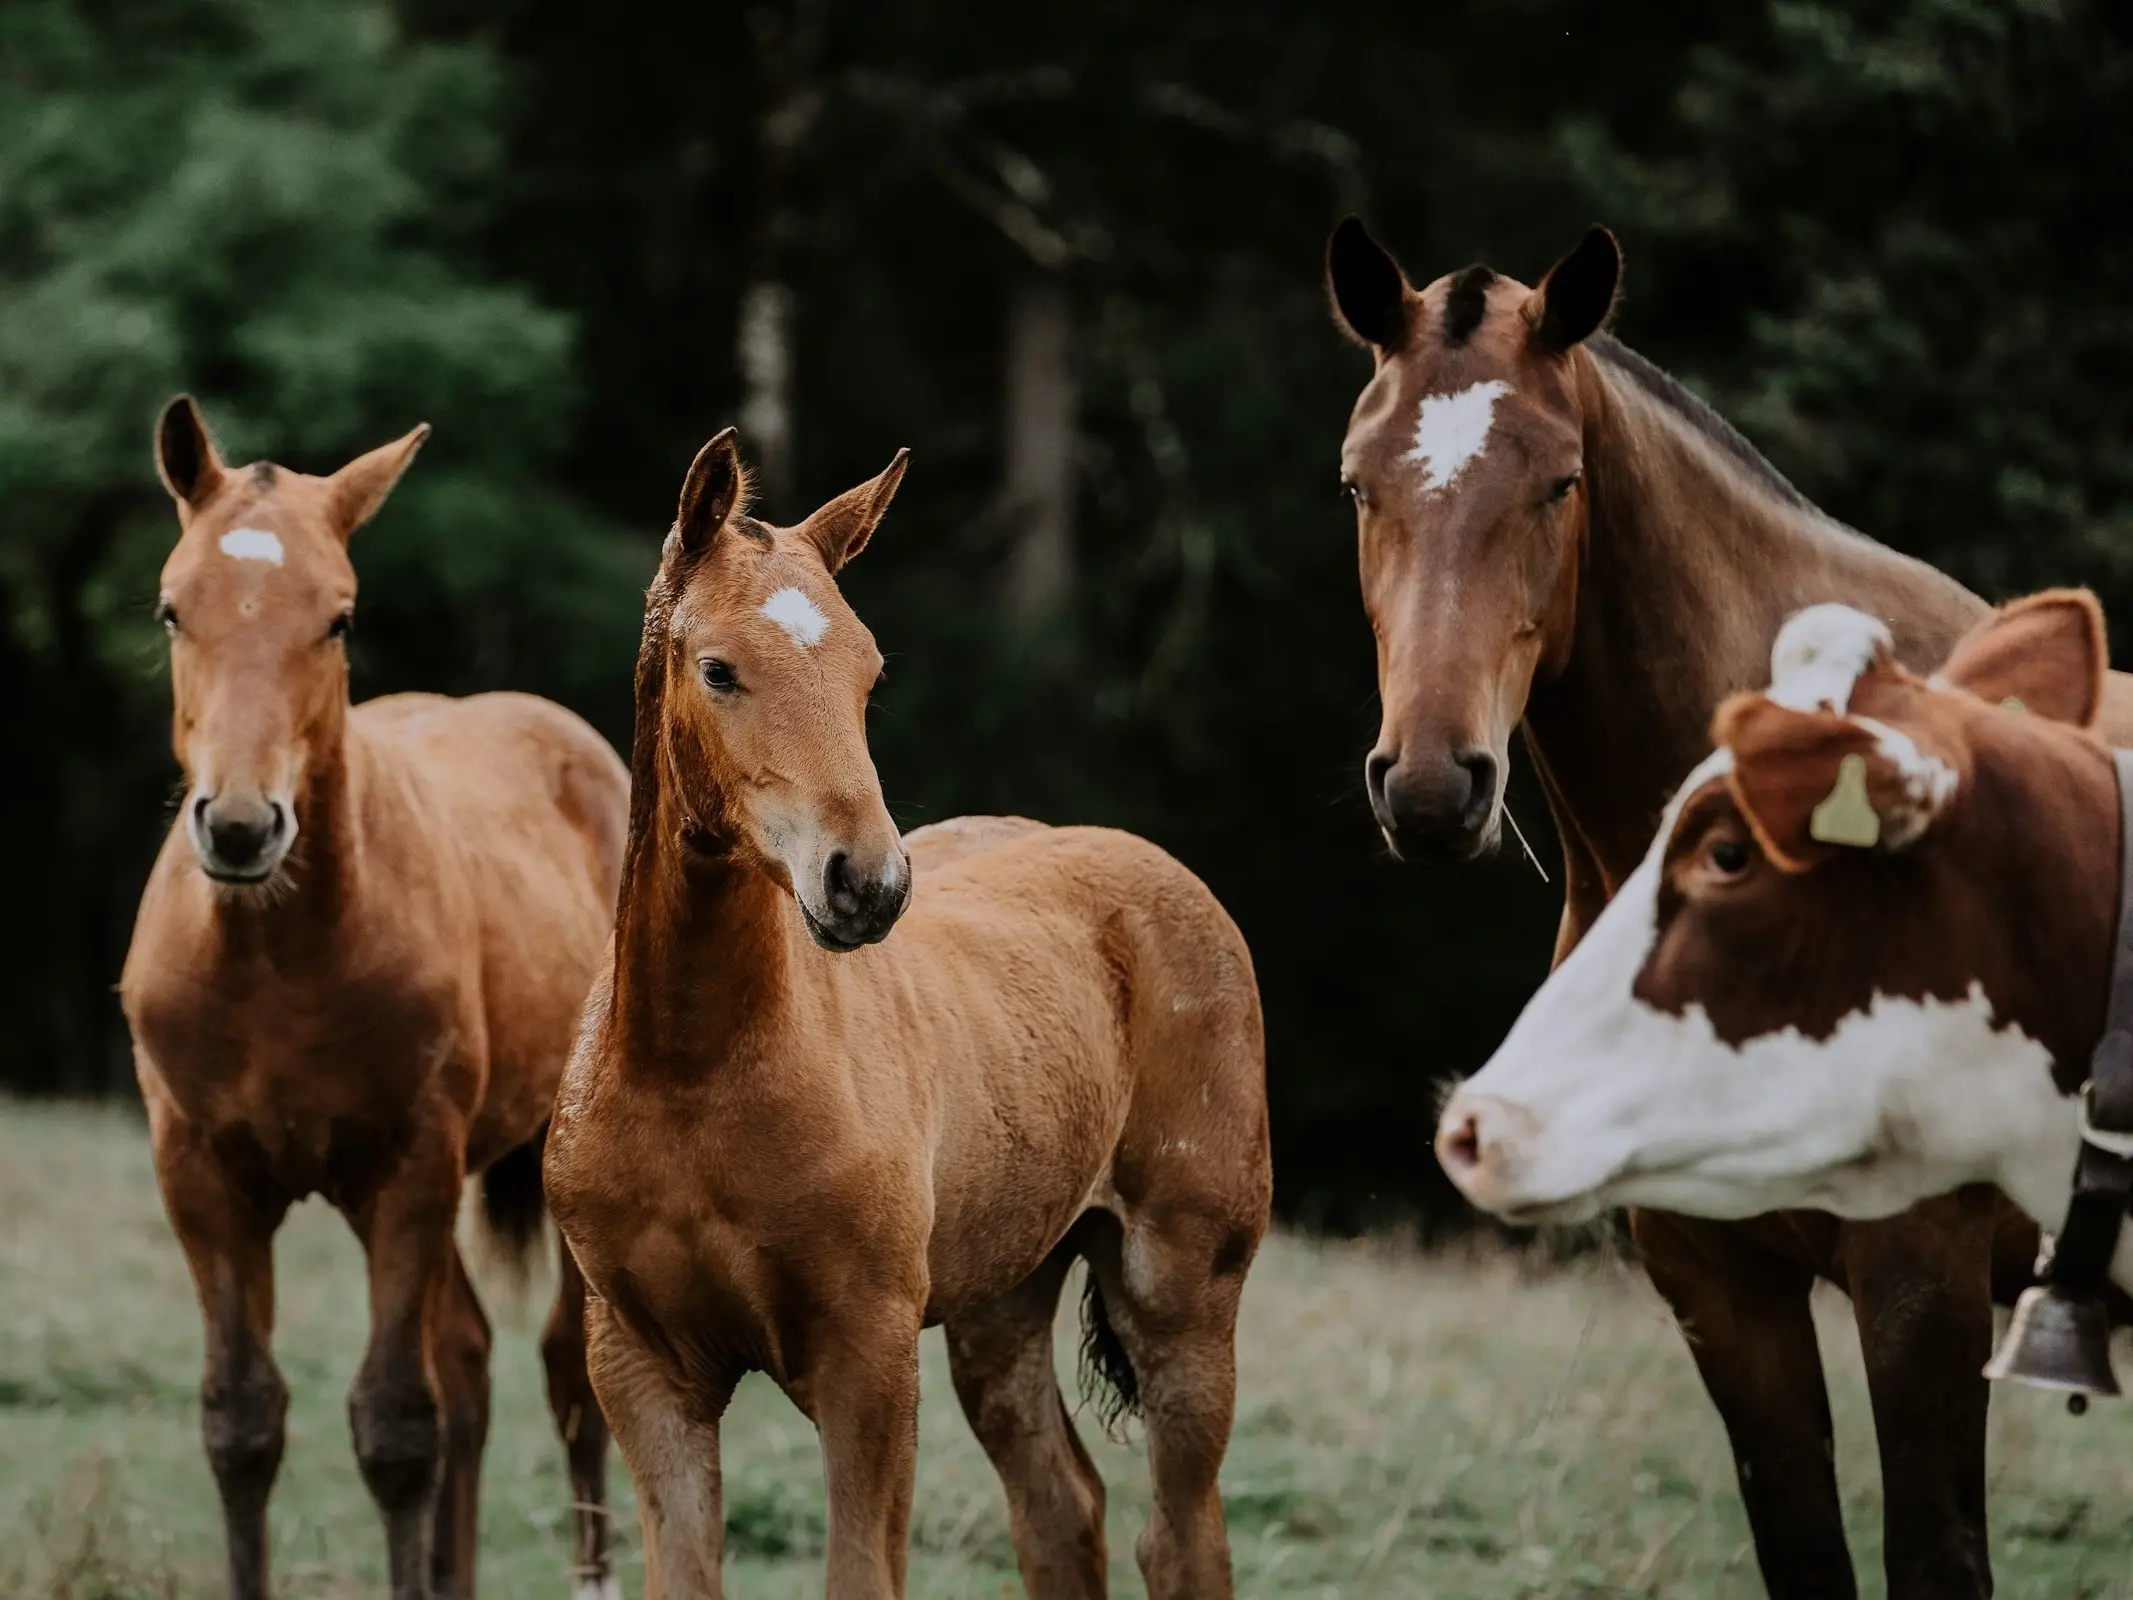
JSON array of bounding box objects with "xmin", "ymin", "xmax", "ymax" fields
[{"xmin": 1436, "ymin": 589, "xmax": 2133, "ymax": 1298}]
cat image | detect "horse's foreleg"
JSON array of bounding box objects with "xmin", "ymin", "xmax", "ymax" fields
[
  {"xmin": 584, "ymin": 1294, "xmax": 732, "ymax": 1600},
  {"xmin": 543, "ymin": 1242, "xmax": 616, "ymax": 1600},
  {"xmin": 944, "ymin": 1245, "xmax": 1107, "ymax": 1600},
  {"xmin": 799, "ymin": 1313, "xmax": 923, "ymax": 1600},
  {"xmin": 1841, "ymin": 1191, "xmax": 1997, "ymax": 1600},
  {"xmin": 345, "ymin": 1143, "xmax": 462, "ymax": 1600},
  {"xmin": 427, "ymin": 1249, "xmax": 493, "ymax": 1599},
  {"xmin": 149, "ymin": 1102, "xmax": 289, "ymax": 1600},
  {"xmin": 1631, "ymin": 1209, "xmax": 1857, "ymax": 1600}
]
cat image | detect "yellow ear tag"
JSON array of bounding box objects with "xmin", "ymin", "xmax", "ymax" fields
[
  {"xmin": 2002, "ymin": 696, "xmax": 2025, "ymax": 713},
  {"xmin": 1809, "ymin": 752, "xmax": 1881, "ymax": 848}
]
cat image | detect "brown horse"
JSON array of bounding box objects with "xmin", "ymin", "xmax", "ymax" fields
[
  {"xmin": 1325, "ymin": 220, "xmax": 2133, "ymax": 1599},
  {"xmin": 543, "ymin": 432, "xmax": 1272, "ymax": 1600},
  {"xmin": 119, "ymin": 398, "xmax": 629, "ymax": 1600}
]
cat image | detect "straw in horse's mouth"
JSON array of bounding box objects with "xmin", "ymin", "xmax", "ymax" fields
[{"xmin": 1502, "ymin": 802, "xmax": 1550, "ymax": 884}]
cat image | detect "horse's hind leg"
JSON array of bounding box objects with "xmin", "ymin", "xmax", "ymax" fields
[
  {"xmin": 1086, "ymin": 1210, "xmax": 1256, "ymax": 1600},
  {"xmin": 944, "ymin": 1243, "xmax": 1107, "ymax": 1599},
  {"xmin": 543, "ymin": 1242, "xmax": 616, "ymax": 1599},
  {"xmin": 428, "ymin": 1248, "xmax": 493, "ymax": 1599}
]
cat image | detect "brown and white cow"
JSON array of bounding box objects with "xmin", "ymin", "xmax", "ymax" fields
[{"xmin": 1435, "ymin": 588, "xmax": 2133, "ymax": 1295}]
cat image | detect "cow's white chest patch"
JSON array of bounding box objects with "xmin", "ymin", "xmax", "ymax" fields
[
  {"xmin": 1403, "ymin": 380, "xmax": 1513, "ymax": 494},
  {"xmin": 761, "ymin": 586, "xmax": 829, "ymax": 648},
  {"xmin": 219, "ymin": 527, "xmax": 285, "ymax": 566}
]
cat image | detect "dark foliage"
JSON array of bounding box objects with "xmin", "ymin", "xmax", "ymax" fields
[{"xmin": 7, "ymin": 0, "xmax": 2132, "ymax": 1227}]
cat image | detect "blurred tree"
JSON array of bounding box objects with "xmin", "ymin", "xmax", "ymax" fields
[
  {"xmin": 1563, "ymin": 0, "xmax": 2133, "ymax": 614},
  {"xmin": 20, "ymin": 0, "xmax": 2131, "ymax": 1223},
  {"xmin": 0, "ymin": 0, "xmax": 639, "ymax": 1091}
]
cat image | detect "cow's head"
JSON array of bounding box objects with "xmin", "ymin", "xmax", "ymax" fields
[{"xmin": 1435, "ymin": 591, "xmax": 2117, "ymax": 1225}]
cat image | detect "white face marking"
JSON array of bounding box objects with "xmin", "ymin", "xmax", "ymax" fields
[
  {"xmin": 1402, "ymin": 379, "xmax": 1512, "ymax": 494},
  {"xmin": 1851, "ymin": 715, "xmax": 1959, "ymax": 844},
  {"xmin": 218, "ymin": 527, "xmax": 285, "ymax": 566},
  {"xmin": 1439, "ymin": 747, "xmax": 2102, "ymax": 1269},
  {"xmin": 1766, "ymin": 603, "xmax": 1891, "ymax": 713},
  {"xmin": 760, "ymin": 586, "xmax": 829, "ymax": 649}
]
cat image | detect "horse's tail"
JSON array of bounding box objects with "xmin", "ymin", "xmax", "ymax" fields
[
  {"xmin": 476, "ymin": 1123, "xmax": 550, "ymax": 1287},
  {"xmin": 1077, "ymin": 1267, "xmax": 1142, "ymax": 1442}
]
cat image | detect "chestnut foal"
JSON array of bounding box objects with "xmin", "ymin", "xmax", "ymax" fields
[
  {"xmin": 545, "ymin": 433, "xmax": 1272, "ymax": 1600},
  {"xmin": 120, "ymin": 399, "xmax": 628, "ymax": 1600}
]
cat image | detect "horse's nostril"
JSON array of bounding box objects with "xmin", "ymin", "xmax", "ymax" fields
[
  {"xmin": 824, "ymin": 851, "xmax": 861, "ymax": 917},
  {"xmin": 1453, "ymin": 749, "xmax": 1499, "ymax": 831},
  {"xmin": 193, "ymin": 794, "xmax": 211, "ymax": 826},
  {"xmin": 1365, "ymin": 750, "xmax": 1396, "ymax": 812},
  {"xmin": 268, "ymin": 800, "xmax": 286, "ymax": 837}
]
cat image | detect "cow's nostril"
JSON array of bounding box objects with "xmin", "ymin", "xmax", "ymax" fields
[{"xmin": 1442, "ymin": 1111, "xmax": 1482, "ymax": 1174}]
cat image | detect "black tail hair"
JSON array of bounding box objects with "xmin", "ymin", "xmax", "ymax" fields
[
  {"xmin": 479, "ymin": 1124, "xmax": 549, "ymax": 1282},
  {"xmin": 1077, "ymin": 1269, "xmax": 1141, "ymax": 1442}
]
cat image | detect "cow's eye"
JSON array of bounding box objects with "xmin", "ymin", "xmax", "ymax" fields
[{"xmin": 1707, "ymin": 836, "xmax": 1751, "ymax": 877}]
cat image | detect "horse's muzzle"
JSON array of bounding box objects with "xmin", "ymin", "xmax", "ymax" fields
[{"xmin": 1366, "ymin": 745, "xmax": 1500, "ymax": 862}]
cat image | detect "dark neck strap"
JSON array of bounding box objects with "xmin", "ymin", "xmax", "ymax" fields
[{"xmin": 2040, "ymin": 747, "xmax": 2133, "ymax": 1294}]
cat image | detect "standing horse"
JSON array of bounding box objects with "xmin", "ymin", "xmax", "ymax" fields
[
  {"xmin": 544, "ymin": 431, "xmax": 1271, "ymax": 1600},
  {"xmin": 120, "ymin": 398, "xmax": 628, "ymax": 1600},
  {"xmin": 1324, "ymin": 220, "xmax": 2133, "ymax": 1598}
]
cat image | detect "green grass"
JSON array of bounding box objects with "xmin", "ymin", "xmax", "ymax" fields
[{"xmin": 4, "ymin": 1100, "xmax": 2131, "ymax": 1598}]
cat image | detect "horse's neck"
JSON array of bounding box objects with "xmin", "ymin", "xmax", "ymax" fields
[
  {"xmin": 1524, "ymin": 352, "xmax": 1983, "ymax": 893},
  {"xmin": 203, "ymin": 710, "xmax": 365, "ymax": 963},
  {"xmin": 606, "ymin": 787, "xmax": 795, "ymax": 1076}
]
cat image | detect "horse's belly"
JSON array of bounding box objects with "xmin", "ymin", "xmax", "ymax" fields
[{"xmin": 920, "ymin": 1047, "xmax": 1128, "ymax": 1320}]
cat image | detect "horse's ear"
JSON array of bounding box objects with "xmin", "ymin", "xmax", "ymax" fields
[
  {"xmin": 327, "ymin": 424, "xmax": 430, "ymax": 536},
  {"xmin": 1326, "ymin": 217, "xmax": 1412, "ymax": 352},
  {"xmin": 155, "ymin": 395, "xmax": 228, "ymax": 510},
  {"xmin": 1938, "ymin": 588, "xmax": 2107, "ymax": 729},
  {"xmin": 801, "ymin": 448, "xmax": 909, "ymax": 573},
  {"xmin": 677, "ymin": 428, "xmax": 746, "ymax": 556},
  {"xmin": 1529, "ymin": 225, "xmax": 1621, "ymax": 353}
]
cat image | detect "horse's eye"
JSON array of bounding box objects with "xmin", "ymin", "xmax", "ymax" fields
[
  {"xmin": 1341, "ymin": 479, "xmax": 1364, "ymax": 507},
  {"xmin": 156, "ymin": 599, "xmax": 179, "ymax": 635},
  {"xmin": 327, "ymin": 609, "xmax": 354, "ymax": 641},
  {"xmin": 1708, "ymin": 837, "xmax": 1751, "ymax": 876},
  {"xmin": 1548, "ymin": 470, "xmax": 1583, "ymax": 504},
  {"xmin": 699, "ymin": 658, "xmax": 740, "ymax": 694}
]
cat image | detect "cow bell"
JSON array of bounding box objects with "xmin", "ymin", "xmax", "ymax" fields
[{"xmin": 1984, "ymin": 1284, "xmax": 2121, "ymax": 1414}]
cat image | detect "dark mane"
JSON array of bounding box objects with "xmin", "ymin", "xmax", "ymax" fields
[
  {"xmin": 1589, "ymin": 334, "xmax": 1831, "ymax": 522},
  {"xmin": 1443, "ymin": 264, "xmax": 1495, "ymax": 347},
  {"xmin": 615, "ymin": 543, "xmax": 684, "ymax": 917}
]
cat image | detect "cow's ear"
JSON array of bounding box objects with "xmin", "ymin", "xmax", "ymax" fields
[
  {"xmin": 1713, "ymin": 694, "xmax": 1958, "ymax": 871},
  {"xmin": 1938, "ymin": 588, "xmax": 2106, "ymax": 728}
]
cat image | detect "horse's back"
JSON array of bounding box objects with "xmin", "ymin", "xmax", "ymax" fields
[
  {"xmin": 356, "ymin": 691, "xmax": 628, "ymax": 1157},
  {"xmin": 917, "ymin": 820, "xmax": 1265, "ymax": 1126},
  {"xmin": 356, "ymin": 690, "xmax": 627, "ymax": 895}
]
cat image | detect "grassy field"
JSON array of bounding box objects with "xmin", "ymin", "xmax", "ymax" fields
[{"xmin": 4, "ymin": 1101, "xmax": 2131, "ymax": 1599}]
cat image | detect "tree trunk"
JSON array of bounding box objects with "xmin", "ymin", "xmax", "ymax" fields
[
  {"xmin": 1001, "ymin": 275, "xmax": 1076, "ymax": 619},
  {"xmin": 737, "ymin": 279, "xmax": 795, "ymax": 509}
]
